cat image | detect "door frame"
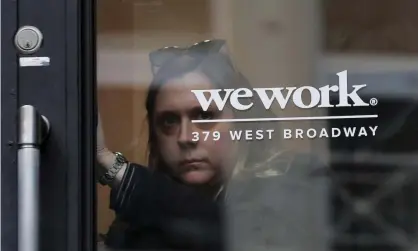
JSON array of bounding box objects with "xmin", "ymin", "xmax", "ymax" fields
[{"xmin": 1, "ymin": 0, "xmax": 96, "ymax": 250}]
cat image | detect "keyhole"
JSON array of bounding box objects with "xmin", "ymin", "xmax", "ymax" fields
[{"xmin": 24, "ymin": 41, "xmax": 31, "ymax": 49}]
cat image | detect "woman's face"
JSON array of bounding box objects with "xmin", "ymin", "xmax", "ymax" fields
[{"xmin": 152, "ymin": 71, "xmax": 237, "ymax": 186}]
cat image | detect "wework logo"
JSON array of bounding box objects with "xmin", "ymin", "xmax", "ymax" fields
[{"xmin": 191, "ymin": 70, "xmax": 375, "ymax": 112}]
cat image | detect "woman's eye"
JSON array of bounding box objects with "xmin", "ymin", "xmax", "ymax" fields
[
  {"xmin": 197, "ymin": 111, "xmax": 214, "ymax": 120},
  {"xmin": 161, "ymin": 115, "xmax": 179, "ymax": 127}
]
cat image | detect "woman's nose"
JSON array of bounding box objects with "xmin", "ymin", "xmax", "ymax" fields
[{"xmin": 177, "ymin": 119, "xmax": 196, "ymax": 148}]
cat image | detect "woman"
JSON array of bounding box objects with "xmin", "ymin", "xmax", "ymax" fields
[{"xmin": 97, "ymin": 40, "xmax": 328, "ymax": 250}]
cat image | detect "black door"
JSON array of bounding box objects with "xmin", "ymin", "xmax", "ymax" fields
[{"xmin": 1, "ymin": 0, "xmax": 96, "ymax": 250}]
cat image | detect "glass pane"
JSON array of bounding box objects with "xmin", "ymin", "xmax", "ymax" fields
[
  {"xmin": 324, "ymin": 0, "xmax": 418, "ymax": 54},
  {"xmin": 96, "ymin": 1, "xmax": 418, "ymax": 250}
]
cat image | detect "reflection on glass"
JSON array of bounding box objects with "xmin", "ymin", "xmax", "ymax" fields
[{"xmin": 96, "ymin": 0, "xmax": 418, "ymax": 250}]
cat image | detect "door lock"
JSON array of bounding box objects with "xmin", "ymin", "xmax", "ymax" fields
[{"xmin": 14, "ymin": 26, "xmax": 43, "ymax": 54}]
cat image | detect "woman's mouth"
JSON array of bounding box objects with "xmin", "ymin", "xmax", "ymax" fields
[
  {"xmin": 179, "ymin": 160, "xmax": 207, "ymax": 170},
  {"xmin": 177, "ymin": 159, "xmax": 215, "ymax": 184}
]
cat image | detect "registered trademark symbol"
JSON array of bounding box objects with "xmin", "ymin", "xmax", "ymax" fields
[{"xmin": 369, "ymin": 98, "xmax": 378, "ymax": 106}]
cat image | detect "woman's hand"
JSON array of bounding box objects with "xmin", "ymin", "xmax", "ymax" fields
[
  {"xmin": 97, "ymin": 114, "xmax": 111, "ymax": 157},
  {"xmin": 97, "ymin": 113, "xmax": 127, "ymax": 187},
  {"xmin": 97, "ymin": 114, "xmax": 116, "ymax": 172}
]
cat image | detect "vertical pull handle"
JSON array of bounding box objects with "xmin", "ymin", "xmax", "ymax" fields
[{"xmin": 17, "ymin": 105, "xmax": 50, "ymax": 251}]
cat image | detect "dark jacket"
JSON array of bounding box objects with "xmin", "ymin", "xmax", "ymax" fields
[{"xmin": 105, "ymin": 154, "xmax": 327, "ymax": 251}]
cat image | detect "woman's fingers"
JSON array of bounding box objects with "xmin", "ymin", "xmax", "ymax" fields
[{"xmin": 97, "ymin": 113, "xmax": 107, "ymax": 154}]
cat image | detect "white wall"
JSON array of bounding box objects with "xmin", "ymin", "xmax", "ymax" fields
[
  {"xmin": 97, "ymin": 45, "xmax": 418, "ymax": 85},
  {"xmin": 97, "ymin": 0, "xmax": 324, "ymax": 89}
]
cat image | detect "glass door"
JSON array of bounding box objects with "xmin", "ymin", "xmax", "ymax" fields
[
  {"xmin": 96, "ymin": 0, "xmax": 418, "ymax": 251},
  {"xmin": 3, "ymin": 0, "xmax": 418, "ymax": 250}
]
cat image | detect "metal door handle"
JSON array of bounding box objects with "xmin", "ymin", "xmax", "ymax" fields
[{"xmin": 17, "ymin": 105, "xmax": 50, "ymax": 251}]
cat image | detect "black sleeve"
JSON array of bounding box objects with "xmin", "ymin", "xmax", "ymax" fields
[{"xmin": 109, "ymin": 163, "xmax": 224, "ymax": 250}]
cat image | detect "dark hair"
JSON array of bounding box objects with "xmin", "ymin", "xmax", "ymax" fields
[{"xmin": 145, "ymin": 51, "xmax": 281, "ymax": 172}]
